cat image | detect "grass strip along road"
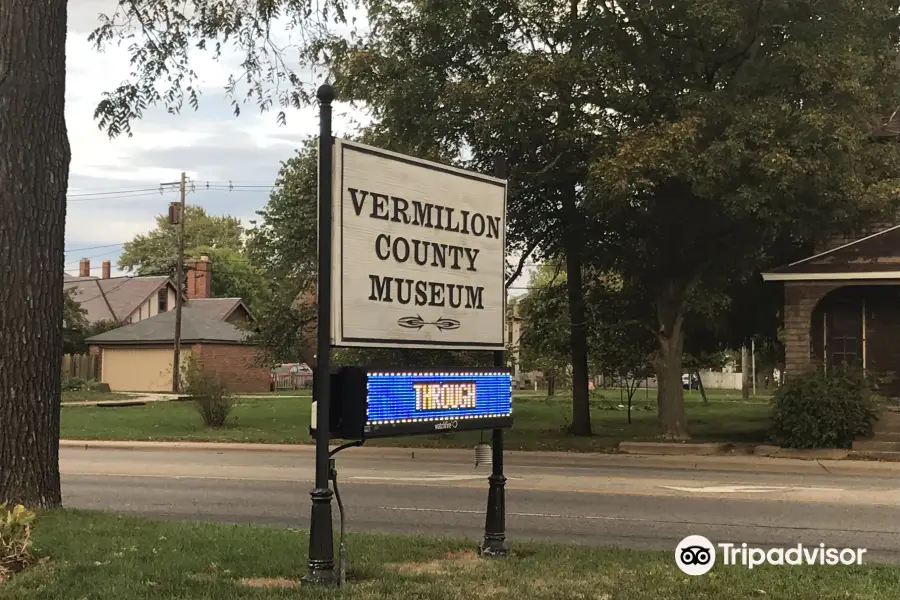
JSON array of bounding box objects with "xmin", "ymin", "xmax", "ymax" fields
[
  {"xmin": 3, "ymin": 510, "xmax": 898, "ymax": 599},
  {"xmin": 60, "ymin": 390, "xmax": 772, "ymax": 451}
]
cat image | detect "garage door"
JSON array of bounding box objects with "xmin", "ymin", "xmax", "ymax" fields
[{"xmin": 102, "ymin": 348, "xmax": 175, "ymax": 392}]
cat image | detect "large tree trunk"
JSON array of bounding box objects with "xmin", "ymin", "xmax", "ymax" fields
[
  {"xmin": 0, "ymin": 0, "xmax": 69, "ymax": 507},
  {"xmin": 654, "ymin": 282, "xmax": 690, "ymax": 440},
  {"xmin": 566, "ymin": 247, "xmax": 592, "ymax": 436}
]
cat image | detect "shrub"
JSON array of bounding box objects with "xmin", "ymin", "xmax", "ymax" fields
[
  {"xmin": 61, "ymin": 376, "xmax": 92, "ymax": 392},
  {"xmin": 769, "ymin": 365, "xmax": 879, "ymax": 449},
  {"xmin": 0, "ymin": 503, "xmax": 35, "ymax": 582},
  {"xmin": 183, "ymin": 355, "xmax": 234, "ymax": 428}
]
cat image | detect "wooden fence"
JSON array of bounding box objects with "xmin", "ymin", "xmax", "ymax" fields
[{"xmin": 62, "ymin": 353, "xmax": 98, "ymax": 380}]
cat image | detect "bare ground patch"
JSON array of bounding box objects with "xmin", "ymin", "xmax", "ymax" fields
[
  {"xmin": 385, "ymin": 550, "xmax": 482, "ymax": 575},
  {"xmin": 237, "ymin": 577, "xmax": 299, "ymax": 589}
]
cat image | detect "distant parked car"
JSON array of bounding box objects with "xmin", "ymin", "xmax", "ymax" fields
[
  {"xmin": 682, "ymin": 373, "xmax": 700, "ymax": 391},
  {"xmin": 270, "ymin": 363, "xmax": 313, "ymax": 391}
]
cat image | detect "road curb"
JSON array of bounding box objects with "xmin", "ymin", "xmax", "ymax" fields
[
  {"xmin": 616, "ymin": 441, "xmax": 854, "ymax": 461},
  {"xmin": 59, "ymin": 440, "xmax": 316, "ymax": 453},
  {"xmin": 769, "ymin": 447, "xmax": 851, "ymax": 460},
  {"xmin": 617, "ymin": 441, "xmax": 728, "ymax": 456}
]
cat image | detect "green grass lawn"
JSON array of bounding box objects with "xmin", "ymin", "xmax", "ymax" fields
[
  {"xmin": 61, "ymin": 390, "xmax": 136, "ymax": 403},
  {"xmin": 60, "ymin": 389, "xmax": 772, "ymax": 451},
  {"xmin": 3, "ymin": 510, "xmax": 898, "ymax": 599}
]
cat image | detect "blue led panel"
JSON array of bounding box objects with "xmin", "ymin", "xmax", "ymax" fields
[{"xmin": 366, "ymin": 371, "xmax": 512, "ymax": 428}]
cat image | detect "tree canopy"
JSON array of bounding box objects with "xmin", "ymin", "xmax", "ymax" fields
[
  {"xmin": 582, "ymin": 1, "xmax": 900, "ymax": 437},
  {"xmin": 244, "ymin": 140, "xmax": 319, "ymax": 364},
  {"xmin": 119, "ymin": 205, "xmax": 267, "ymax": 306},
  {"xmin": 312, "ymin": 0, "xmax": 900, "ymax": 438}
]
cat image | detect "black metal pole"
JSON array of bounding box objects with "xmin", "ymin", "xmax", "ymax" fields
[
  {"xmin": 480, "ymin": 349, "xmax": 509, "ymax": 557},
  {"xmin": 305, "ymin": 83, "xmax": 336, "ymax": 585},
  {"xmin": 480, "ymin": 155, "xmax": 509, "ymax": 557}
]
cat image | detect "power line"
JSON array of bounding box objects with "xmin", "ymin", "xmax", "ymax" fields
[
  {"xmin": 66, "ymin": 187, "xmax": 275, "ymax": 204},
  {"xmin": 65, "ymin": 242, "xmax": 124, "ymax": 253},
  {"xmin": 68, "ymin": 186, "xmax": 163, "ymax": 198},
  {"xmin": 68, "ymin": 278, "xmax": 135, "ymax": 308},
  {"xmin": 68, "ymin": 190, "xmax": 179, "ymax": 203},
  {"xmin": 65, "ymin": 247, "xmax": 124, "ymax": 267}
]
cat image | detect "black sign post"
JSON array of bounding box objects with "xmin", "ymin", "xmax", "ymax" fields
[
  {"xmin": 305, "ymin": 83, "xmax": 336, "ymax": 585},
  {"xmin": 479, "ymin": 157, "xmax": 509, "ymax": 557},
  {"xmin": 479, "ymin": 349, "xmax": 508, "ymax": 557}
]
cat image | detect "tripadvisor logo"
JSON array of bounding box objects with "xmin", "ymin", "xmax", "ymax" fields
[
  {"xmin": 675, "ymin": 535, "xmax": 716, "ymax": 576},
  {"xmin": 675, "ymin": 535, "xmax": 868, "ymax": 575}
]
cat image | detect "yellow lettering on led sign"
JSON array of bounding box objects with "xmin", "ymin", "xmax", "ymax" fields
[{"xmin": 413, "ymin": 381, "xmax": 477, "ymax": 411}]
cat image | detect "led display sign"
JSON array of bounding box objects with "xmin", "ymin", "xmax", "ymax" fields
[{"xmin": 317, "ymin": 367, "xmax": 513, "ymax": 439}]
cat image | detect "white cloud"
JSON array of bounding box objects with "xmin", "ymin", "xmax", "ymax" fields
[
  {"xmin": 62, "ymin": 4, "xmax": 521, "ymax": 290},
  {"xmin": 63, "ymin": 3, "xmax": 356, "ymax": 278}
]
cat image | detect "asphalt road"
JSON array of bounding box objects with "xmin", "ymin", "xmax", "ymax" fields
[{"xmin": 60, "ymin": 446, "xmax": 900, "ymax": 563}]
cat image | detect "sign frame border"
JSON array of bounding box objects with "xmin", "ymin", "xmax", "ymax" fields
[{"xmin": 330, "ymin": 138, "xmax": 508, "ymax": 351}]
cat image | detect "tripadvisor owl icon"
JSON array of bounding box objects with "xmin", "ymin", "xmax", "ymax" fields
[{"xmin": 675, "ymin": 535, "xmax": 716, "ymax": 576}]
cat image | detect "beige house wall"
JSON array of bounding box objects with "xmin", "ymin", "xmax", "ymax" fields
[{"xmin": 100, "ymin": 346, "xmax": 188, "ymax": 392}]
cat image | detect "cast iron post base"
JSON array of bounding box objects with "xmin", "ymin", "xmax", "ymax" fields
[
  {"xmin": 478, "ymin": 427, "xmax": 509, "ymax": 558},
  {"xmin": 303, "ymin": 486, "xmax": 337, "ymax": 585}
]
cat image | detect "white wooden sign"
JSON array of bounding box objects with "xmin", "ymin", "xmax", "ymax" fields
[{"xmin": 331, "ymin": 139, "xmax": 507, "ymax": 350}]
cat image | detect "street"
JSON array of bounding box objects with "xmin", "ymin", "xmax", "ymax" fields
[{"xmin": 61, "ymin": 445, "xmax": 900, "ymax": 563}]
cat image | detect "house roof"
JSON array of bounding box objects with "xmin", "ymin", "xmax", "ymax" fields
[
  {"xmin": 64, "ymin": 276, "xmax": 174, "ymax": 323},
  {"xmin": 184, "ymin": 297, "xmax": 253, "ymax": 321},
  {"xmin": 762, "ymin": 224, "xmax": 900, "ymax": 281},
  {"xmin": 86, "ymin": 307, "xmax": 253, "ymax": 345}
]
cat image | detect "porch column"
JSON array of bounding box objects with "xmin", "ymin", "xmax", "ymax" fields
[
  {"xmin": 783, "ymin": 282, "xmax": 843, "ymax": 378},
  {"xmin": 862, "ymin": 299, "xmax": 867, "ymax": 371}
]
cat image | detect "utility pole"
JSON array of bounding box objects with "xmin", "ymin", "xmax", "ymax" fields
[{"xmin": 163, "ymin": 172, "xmax": 187, "ymax": 393}]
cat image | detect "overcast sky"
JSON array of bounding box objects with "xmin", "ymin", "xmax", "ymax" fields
[
  {"xmin": 64, "ymin": 2, "xmax": 534, "ymax": 292},
  {"xmin": 64, "ymin": 3, "xmax": 361, "ymax": 275}
]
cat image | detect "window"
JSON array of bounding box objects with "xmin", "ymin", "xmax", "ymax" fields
[
  {"xmin": 826, "ymin": 299, "xmax": 863, "ymax": 368},
  {"xmin": 158, "ymin": 288, "xmax": 168, "ymax": 313}
]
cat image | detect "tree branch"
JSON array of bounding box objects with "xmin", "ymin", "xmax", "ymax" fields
[
  {"xmin": 517, "ymin": 152, "xmax": 565, "ymax": 178},
  {"xmin": 615, "ymin": 1, "xmax": 657, "ymax": 47},
  {"xmin": 506, "ymin": 234, "xmax": 545, "ymax": 288},
  {"xmin": 707, "ymin": 0, "xmax": 765, "ymax": 85}
]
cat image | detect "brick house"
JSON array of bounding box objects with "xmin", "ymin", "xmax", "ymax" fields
[
  {"xmin": 762, "ymin": 224, "xmax": 900, "ymax": 396},
  {"xmin": 64, "ymin": 255, "xmax": 224, "ymax": 325},
  {"xmin": 65, "ymin": 258, "xmax": 178, "ymax": 325},
  {"xmin": 85, "ymin": 305, "xmax": 268, "ymax": 393},
  {"xmin": 82, "ymin": 254, "xmax": 264, "ymax": 393}
]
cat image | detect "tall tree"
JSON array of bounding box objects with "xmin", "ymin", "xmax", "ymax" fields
[
  {"xmin": 316, "ymin": 0, "xmax": 621, "ymax": 435},
  {"xmin": 0, "ymin": 0, "xmax": 68, "ymax": 506},
  {"xmin": 586, "ymin": 1, "xmax": 900, "ymax": 438},
  {"xmin": 3, "ymin": 0, "xmax": 351, "ymax": 508},
  {"xmin": 517, "ymin": 263, "xmax": 571, "ymax": 398},
  {"xmin": 119, "ymin": 206, "xmax": 266, "ymax": 305},
  {"xmin": 119, "ymin": 205, "xmax": 244, "ymax": 275},
  {"xmin": 245, "ymin": 141, "xmax": 319, "ymax": 364}
]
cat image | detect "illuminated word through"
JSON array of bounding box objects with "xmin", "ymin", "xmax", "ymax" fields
[{"xmin": 413, "ymin": 381, "xmax": 477, "ymax": 411}]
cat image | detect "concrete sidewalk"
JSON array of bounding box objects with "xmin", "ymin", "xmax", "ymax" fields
[{"xmin": 61, "ymin": 393, "xmax": 179, "ymax": 407}]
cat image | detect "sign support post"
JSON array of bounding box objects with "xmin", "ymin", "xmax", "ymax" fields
[
  {"xmin": 478, "ymin": 348, "xmax": 509, "ymax": 557},
  {"xmin": 480, "ymin": 157, "xmax": 509, "ymax": 557},
  {"xmin": 305, "ymin": 83, "xmax": 336, "ymax": 585}
]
